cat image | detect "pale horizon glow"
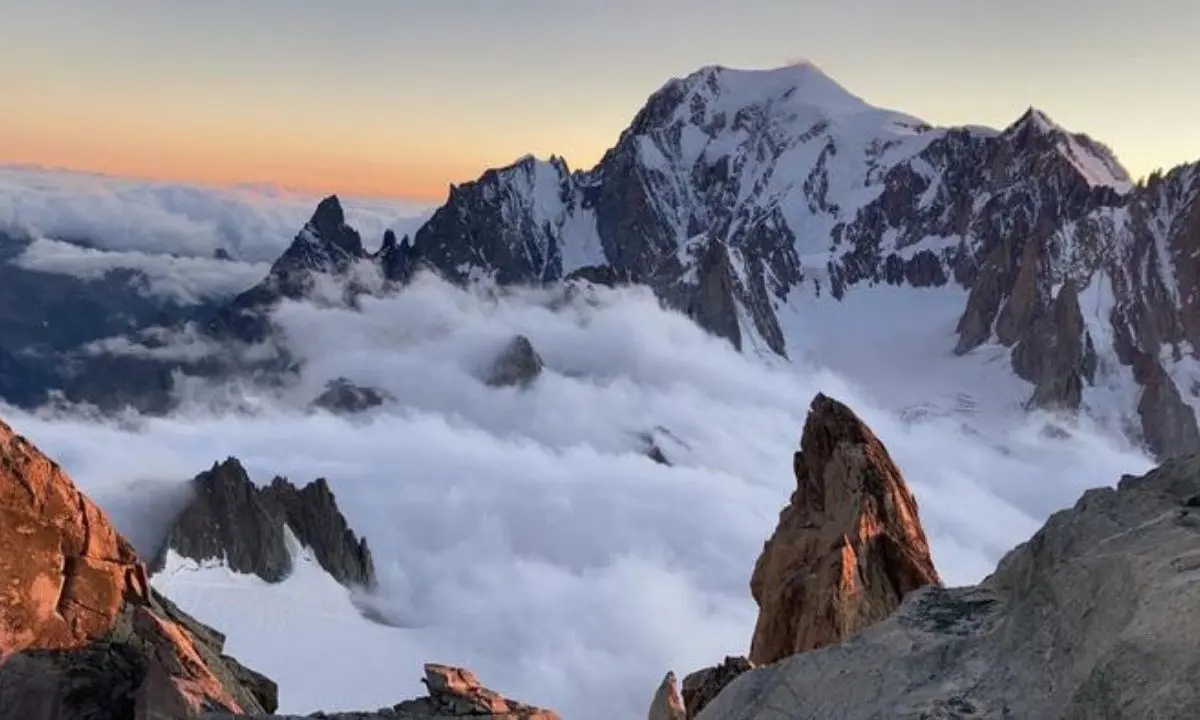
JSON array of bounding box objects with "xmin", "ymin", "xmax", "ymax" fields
[{"xmin": 2, "ymin": 1, "xmax": 1199, "ymax": 201}]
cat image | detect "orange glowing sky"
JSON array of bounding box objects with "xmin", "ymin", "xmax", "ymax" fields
[{"xmin": 3, "ymin": 1, "xmax": 1200, "ymax": 202}]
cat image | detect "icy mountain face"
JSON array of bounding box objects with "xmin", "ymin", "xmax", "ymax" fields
[
  {"xmin": 393, "ymin": 64, "xmax": 935, "ymax": 354},
  {"xmin": 387, "ymin": 65, "xmax": 1143, "ymax": 364},
  {"xmin": 34, "ymin": 62, "xmax": 1194, "ymax": 458},
  {"xmin": 376, "ymin": 65, "xmax": 1198, "ymax": 459}
]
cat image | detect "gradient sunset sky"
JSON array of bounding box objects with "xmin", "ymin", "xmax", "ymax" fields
[{"xmin": 3, "ymin": 0, "xmax": 1198, "ymax": 201}]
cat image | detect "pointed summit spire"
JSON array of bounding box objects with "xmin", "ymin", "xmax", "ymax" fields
[{"xmin": 311, "ymin": 194, "xmax": 346, "ymax": 231}]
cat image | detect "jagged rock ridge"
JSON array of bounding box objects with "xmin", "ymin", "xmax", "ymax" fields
[{"xmin": 150, "ymin": 457, "xmax": 376, "ymax": 591}]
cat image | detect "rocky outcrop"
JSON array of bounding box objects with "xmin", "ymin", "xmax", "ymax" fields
[
  {"xmin": 696, "ymin": 454, "xmax": 1200, "ymax": 720},
  {"xmin": 747, "ymin": 393, "xmax": 941, "ymax": 665},
  {"xmin": 680, "ymin": 657, "xmax": 753, "ymax": 719},
  {"xmin": 1131, "ymin": 349, "xmax": 1200, "ymax": 460},
  {"xmin": 0, "ymin": 416, "xmax": 272, "ymax": 717},
  {"xmin": 310, "ymin": 378, "xmax": 393, "ymax": 414},
  {"xmin": 647, "ymin": 671, "xmax": 686, "ymax": 720},
  {"xmin": 653, "ymin": 238, "xmax": 746, "ymax": 353},
  {"xmin": 209, "ymin": 195, "xmax": 372, "ymax": 344},
  {"xmin": 485, "ymin": 335, "xmax": 544, "ymax": 388},
  {"xmin": 150, "ymin": 458, "xmax": 375, "ymax": 590},
  {"xmin": 203, "ymin": 664, "xmax": 560, "ymax": 719}
]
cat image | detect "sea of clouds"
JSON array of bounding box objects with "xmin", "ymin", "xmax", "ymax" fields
[
  {"xmin": 0, "ymin": 167, "xmax": 1156, "ymax": 719},
  {"xmin": 0, "ymin": 165, "xmax": 430, "ymax": 303},
  {"xmin": 2, "ymin": 273, "xmax": 1155, "ymax": 719}
]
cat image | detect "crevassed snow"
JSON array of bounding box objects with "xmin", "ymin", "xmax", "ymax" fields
[{"xmin": 780, "ymin": 284, "xmax": 1029, "ymax": 431}]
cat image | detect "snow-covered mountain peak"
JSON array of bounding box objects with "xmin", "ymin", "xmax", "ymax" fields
[
  {"xmin": 1003, "ymin": 107, "xmax": 1133, "ymax": 193},
  {"xmin": 636, "ymin": 62, "xmax": 931, "ymax": 149},
  {"xmin": 683, "ymin": 61, "xmax": 873, "ymax": 117}
]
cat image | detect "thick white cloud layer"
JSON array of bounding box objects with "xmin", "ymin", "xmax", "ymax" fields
[
  {"xmin": 1, "ymin": 274, "xmax": 1154, "ymax": 719},
  {"xmin": 0, "ymin": 165, "xmax": 433, "ymax": 302}
]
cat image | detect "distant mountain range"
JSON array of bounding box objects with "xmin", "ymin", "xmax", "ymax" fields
[{"xmin": 2, "ymin": 61, "xmax": 1198, "ymax": 459}]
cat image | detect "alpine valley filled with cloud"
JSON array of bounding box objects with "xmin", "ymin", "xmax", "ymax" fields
[{"xmin": 4, "ymin": 61, "xmax": 1200, "ymax": 720}]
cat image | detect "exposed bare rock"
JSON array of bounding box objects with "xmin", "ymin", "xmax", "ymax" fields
[
  {"xmin": 747, "ymin": 393, "xmax": 940, "ymax": 665},
  {"xmin": 680, "ymin": 657, "xmax": 753, "ymax": 719},
  {"xmin": 485, "ymin": 335, "xmax": 544, "ymax": 388},
  {"xmin": 653, "ymin": 238, "xmax": 746, "ymax": 353},
  {"xmin": 697, "ymin": 455, "xmax": 1200, "ymax": 720},
  {"xmin": 636, "ymin": 430, "xmax": 672, "ymax": 466},
  {"xmin": 1012, "ymin": 279, "xmax": 1097, "ymax": 410},
  {"xmin": 310, "ymin": 378, "xmax": 393, "ymax": 414},
  {"xmin": 1131, "ymin": 350, "xmax": 1200, "ymax": 460},
  {"xmin": 149, "ymin": 458, "xmax": 376, "ymax": 591},
  {"xmin": 647, "ymin": 671, "xmax": 686, "ymax": 720},
  {"xmin": 0, "ymin": 416, "xmax": 271, "ymax": 718},
  {"xmin": 207, "ymin": 664, "xmax": 560, "ymax": 719}
]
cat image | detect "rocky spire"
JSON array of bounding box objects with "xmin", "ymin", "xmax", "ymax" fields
[
  {"xmin": 150, "ymin": 457, "xmax": 376, "ymax": 591},
  {"xmin": 747, "ymin": 392, "xmax": 940, "ymax": 665}
]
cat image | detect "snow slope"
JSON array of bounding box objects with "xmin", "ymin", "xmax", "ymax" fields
[{"xmin": 152, "ymin": 533, "xmax": 420, "ymax": 714}]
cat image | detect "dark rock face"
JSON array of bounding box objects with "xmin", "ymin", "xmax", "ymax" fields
[
  {"xmin": 310, "ymin": 378, "xmax": 393, "ymax": 414},
  {"xmin": 261, "ymin": 476, "xmax": 376, "ymax": 590},
  {"xmin": 1131, "ymin": 349, "xmax": 1200, "ymax": 459},
  {"xmin": 152, "ymin": 458, "xmax": 292, "ymax": 582},
  {"xmin": 209, "ymin": 195, "xmax": 371, "ymax": 345},
  {"xmin": 403, "ymin": 156, "xmax": 573, "ymax": 286},
  {"xmin": 638, "ymin": 431, "xmax": 672, "ymax": 466},
  {"xmin": 653, "ymin": 239, "xmax": 745, "ymax": 353},
  {"xmin": 150, "ymin": 458, "xmax": 376, "ymax": 591},
  {"xmin": 485, "ymin": 335, "xmax": 544, "ymax": 388},
  {"xmin": 1011, "ymin": 279, "xmax": 1097, "ymax": 410},
  {"xmin": 680, "ymin": 657, "xmax": 753, "ymax": 719}
]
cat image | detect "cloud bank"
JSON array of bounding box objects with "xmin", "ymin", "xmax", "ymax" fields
[
  {"xmin": 1, "ymin": 274, "xmax": 1154, "ymax": 719},
  {"xmin": 0, "ymin": 165, "xmax": 434, "ymax": 302}
]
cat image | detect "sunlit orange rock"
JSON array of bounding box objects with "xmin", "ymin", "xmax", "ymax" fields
[{"xmin": 748, "ymin": 393, "xmax": 941, "ymax": 665}]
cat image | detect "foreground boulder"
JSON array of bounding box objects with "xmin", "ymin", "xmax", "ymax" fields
[
  {"xmin": 201, "ymin": 663, "xmax": 560, "ymax": 719},
  {"xmin": 696, "ymin": 454, "xmax": 1200, "ymax": 719},
  {"xmin": 0, "ymin": 417, "xmax": 272, "ymax": 717},
  {"xmin": 150, "ymin": 457, "xmax": 376, "ymax": 590},
  {"xmin": 748, "ymin": 393, "xmax": 940, "ymax": 665}
]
